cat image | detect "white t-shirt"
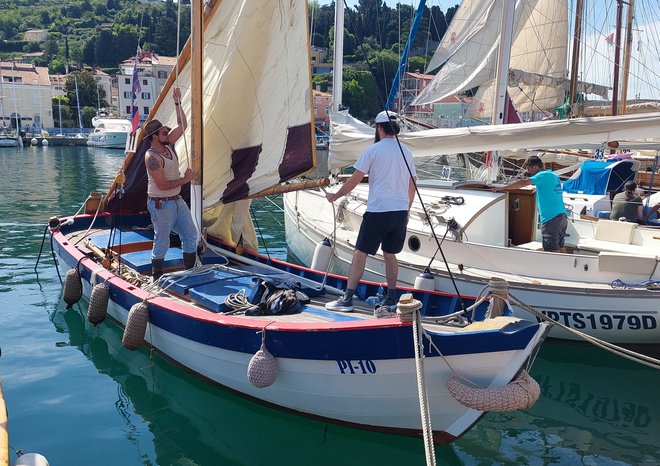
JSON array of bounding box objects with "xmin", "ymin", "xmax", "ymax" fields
[{"xmin": 353, "ymin": 137, "xmax": 416, "ymax": 212}]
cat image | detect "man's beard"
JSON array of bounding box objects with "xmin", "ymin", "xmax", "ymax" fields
[{"xmin": 374, "ymin": 130, "xmax": 380, "ymax": 143}]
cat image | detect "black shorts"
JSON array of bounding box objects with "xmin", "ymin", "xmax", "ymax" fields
[
  {"xmin": 355, "ymin": 210, "xmax": 408, "ymax": 255},
  {"xmin": 541, "ymin": 213, "xmax": 567, "ymax": 251}
]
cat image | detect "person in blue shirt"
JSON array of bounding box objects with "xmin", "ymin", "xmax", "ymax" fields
[{"xmin": 501, "ymin": 155, "xmax": 567, "ymax": 253}]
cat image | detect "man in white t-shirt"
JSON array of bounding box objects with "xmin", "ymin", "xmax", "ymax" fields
[{"xmin": 324, "ymin": 110, "xmax": 417, "ymax": 313}]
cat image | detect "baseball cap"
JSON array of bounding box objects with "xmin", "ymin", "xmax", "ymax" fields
[{"xmin": 374, "ymin": 110, "xmax": 399, "ymax": 124}]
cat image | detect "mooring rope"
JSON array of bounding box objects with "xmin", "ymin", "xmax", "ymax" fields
[{"xmin": 486, "ymin": 278, "xmax": 660, "ymax": 370}]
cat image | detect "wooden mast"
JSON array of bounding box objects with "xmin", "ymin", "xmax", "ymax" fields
[
  {"xmin": 568, "ymin": 0, "xmax": 584, "ymax": 115},
  {"xmin": 620, "ymin": 0, "xmax": 635, "ymax": 114},
  {"xmin": 191, "ymin": 0, "xmax": 203, "ymax": 239},
  {"xmin": 611, "ymin": 0, "xmax": 624, "ymax": 116}
]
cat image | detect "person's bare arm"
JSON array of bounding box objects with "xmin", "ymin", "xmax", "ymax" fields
[
  {"xmin": 326, "ymin": 170, "xmax": 365, "ymax": 202},
  {"xmin": 643, "ymin": 203, "xmax": 660, "ymax": 221},
  {"xmin": 167, "ymin": 87, "xmax": 187, "ymax": 143},
  {"xmin": 408, "ymin": 176, "xmax": 417, "ymax": 209}
]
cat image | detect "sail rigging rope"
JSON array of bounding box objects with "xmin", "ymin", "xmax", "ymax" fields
[{"xmin": 487, "ymin": 279, "xmax": 660, "ymax": 370}]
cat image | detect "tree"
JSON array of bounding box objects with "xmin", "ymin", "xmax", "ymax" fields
[
  {"xmin": 65, "ymin": 71, "xmax": 106, "ymax": 126},
  {"xmin": 342, "ymin": 68, "xmax": 380, "ymax": 120},
  {"xmin": 95, "ymin": 29, "xmax": 116, "ymax": 67},
  {"xmin": 52, "ymin": 96, "xmax": 73, "ymax": 129}
]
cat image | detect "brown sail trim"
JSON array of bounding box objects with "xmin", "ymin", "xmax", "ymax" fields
[
  {"xmin": 222, "ymin": 145, "xmax": 262, "ymax": 203},
  {"xmin": 279, "ymin": 123, "xmax": 314, "ymax": 182}
]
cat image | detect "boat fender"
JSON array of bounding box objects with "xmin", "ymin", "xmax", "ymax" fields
[
  {"xmin": 41, "ymin": 139, "xmax": 49, "ymax": 146},
  {"xmin": 14, "ymin": 453, "xmax": 50, "ymax": 466},
  {"xmin": 446, "ymin": 370, "xmax": 540, "ymax": 412},
  {"xmin": 30, "ymin": 138, "xmax": 38, "ymax": 146},
  {"xmin": 247, "ymin": 331, "xmax": 278, "ymax": 388},
  {"xmin": 87, "ymin": 283, "xmax": 109, "ymax": 325},
  {"xmin": 414, "ymin": 269, "xmax": 435, "ymax": 291},
  {"xmin": 63, "ymin": 268, "xmax": 82, "ymax": 309},
  {"xmin": 122, "ymin": 301, "xmax": 149, "ymax": 350},
  {"xmin": 310, "ymin": 237, "xmax": 332, "ymax": 272}
]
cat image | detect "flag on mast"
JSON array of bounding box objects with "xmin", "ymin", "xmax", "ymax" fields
[{"xmin": 129, "ymin": 58, "xmax": 141, "ymax": 133}]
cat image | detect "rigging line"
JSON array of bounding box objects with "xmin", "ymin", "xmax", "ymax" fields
[{"xmin": 250, "ymin": 204, "xmax": 272, "ymax": 262}]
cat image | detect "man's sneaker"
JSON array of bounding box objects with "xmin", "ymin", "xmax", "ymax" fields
[
  {"xmin": 374, "ymin": 304, "xmax": 397, "ymax": 319},
  {"xmin": 325, "ymin": 297, "xmax": 354, "ymax": 312}
]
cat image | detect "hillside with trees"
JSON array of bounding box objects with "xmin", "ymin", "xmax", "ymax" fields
[{"xmin": 0, "ymin": 0, "xmax": 457, "ymax": 122}]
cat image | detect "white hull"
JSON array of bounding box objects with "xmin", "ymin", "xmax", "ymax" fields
[
  {"xmin": 83, "ymin": 279, "xmax": 523, "ymax": 435},
  {"xmin": 284, "ymin": 188, "xmax": 660, "ymax": 345},
  {"xmin": 87, "ymin": 130, "xmax": 129, "ymax": 148},
  {"xmin": 0, "ymin": 136, "xmax": 19, "ymax": 147}
]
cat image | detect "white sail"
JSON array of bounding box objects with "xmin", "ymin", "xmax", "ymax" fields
[
  {"xmin": 150, "ymin": 0, "xmax": 315, "ymax": 210},
  {"xmin": 415, "ymin": 0, "xmax": 568, "ymax": 111}
]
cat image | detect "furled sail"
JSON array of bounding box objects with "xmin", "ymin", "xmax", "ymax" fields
[
  {"xmin": 415, "ymin": 0, "xmax": 568, "ymax": 113},
  {"xmin": 327, "ymin": 111, "xmax": 660, "ymax": 170}
]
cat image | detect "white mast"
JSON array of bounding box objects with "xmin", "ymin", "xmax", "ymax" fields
[
  {"xmin": 331, "ymin": 0, "xmax": 344, "ymax": 112},
  {"xmin": 491, "ymin": 0, "xmax": 515, "ymax": 125}
]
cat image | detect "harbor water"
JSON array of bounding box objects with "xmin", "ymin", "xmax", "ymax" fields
[{"xmin": 0, "ymin": 146, "xmax": 658, "ymax": 465}]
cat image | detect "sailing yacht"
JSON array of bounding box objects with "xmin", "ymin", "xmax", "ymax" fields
[
  {"xmin": 283, "ymin": 0, "xmax": 660, "ymax": 348},
  {"xmin": 87, "ymin": 115, "xmax": 132, "ymax": 149}
]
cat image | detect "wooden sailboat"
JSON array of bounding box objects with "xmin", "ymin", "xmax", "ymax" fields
[{"xmin": 47, "ymin": 0, "xmax": 550, "ymax": 443}]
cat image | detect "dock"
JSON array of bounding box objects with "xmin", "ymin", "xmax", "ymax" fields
[{"xmin": 22, "ymin": 135, "xmax": 88, "ymax": 147}]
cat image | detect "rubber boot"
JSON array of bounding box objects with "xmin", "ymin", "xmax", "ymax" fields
[
  {"xmin": 183, "ymin": 252, "xmax": 197, "ymax": 270},
  {"xmin": 152, "ymin": 258, "xmax": 164, "ymax": 280}
]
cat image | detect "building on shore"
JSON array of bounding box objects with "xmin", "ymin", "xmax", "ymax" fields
[
  {"xmin": 117, "ymin": 51, "xmax": 176, "ymax": 123},
  {"xmin": 0, "ymin": 61, "xmax": 54, "ymax": 130}
]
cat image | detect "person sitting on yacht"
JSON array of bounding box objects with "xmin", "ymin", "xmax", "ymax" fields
[{"xmin": 610, "ymin": 181, "xmax": 643, "ymax": 223}]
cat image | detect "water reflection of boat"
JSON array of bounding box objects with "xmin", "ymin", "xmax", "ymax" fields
[
  {"xmin": 51, "ymin": 305, "xmax": 454, "ymax": 465},
  {"xmin": 455, "ymin": 343, "xmax": 660, "ymax": 464}
]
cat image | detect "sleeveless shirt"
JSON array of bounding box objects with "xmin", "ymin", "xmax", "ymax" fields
[{"xmin": 146, "ymin": 145, "xmax": 181, "ymax": 197}]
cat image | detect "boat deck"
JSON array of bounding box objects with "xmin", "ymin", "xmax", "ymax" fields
[
  {"xmin": 66, "ymin": 228, "xmax": 490, "ymax": 333},
  {"xmin": 63, "ymin": 227, "xmax": 482, "ymax": 332}
]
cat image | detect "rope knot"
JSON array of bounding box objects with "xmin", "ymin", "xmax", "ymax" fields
[{"xmin": 396, "ymin": 293, "xmax": 422, "ymax": 322}]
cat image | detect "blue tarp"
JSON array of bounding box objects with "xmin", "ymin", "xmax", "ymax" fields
[{"xmin": 562, "ymin": 160, "xmax": 637, "ymax": 195}]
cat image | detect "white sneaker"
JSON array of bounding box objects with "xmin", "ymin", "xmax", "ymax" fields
[{"xmin": 325, "ymin": 297, "xmax": 354, "ymax": 312}]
